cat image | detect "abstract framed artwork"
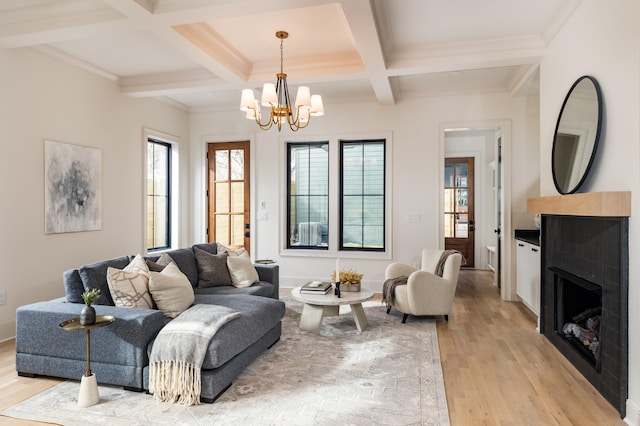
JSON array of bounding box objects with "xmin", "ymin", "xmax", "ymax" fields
[{"xmin": 44, "ymin": 140, "xmax": 102, "ymax": 234}]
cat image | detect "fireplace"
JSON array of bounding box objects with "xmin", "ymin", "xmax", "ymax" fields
[
  {"xmin": 552, "ymin": 267, "xmax": 602, "ymax": 368},
  {"xmin": 540, "ymin": 214, "xmax": 628, "ymax": 417}
]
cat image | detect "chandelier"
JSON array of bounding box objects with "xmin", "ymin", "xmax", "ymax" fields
[{"xmin": 240, "ymin": 31, "xmax": 324, "ymax": 132}]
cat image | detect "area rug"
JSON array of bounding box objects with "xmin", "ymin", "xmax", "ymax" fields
[{"xmin": 2, "ymin": 298, "xmax": 449, "ymax": 425}]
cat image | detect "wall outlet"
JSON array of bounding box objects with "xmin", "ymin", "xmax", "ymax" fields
[
  {"xmin": 0, "ymin": 290, "xmax": 6, "ymax": 305},
  {"xmin": 257, "ymin": 211, "xmax": 268, "ymax": 221}
]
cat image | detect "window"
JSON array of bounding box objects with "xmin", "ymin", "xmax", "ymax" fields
[
  {"xmin": 147, "ymin": 139, "xmax": 171, "ymax": 251},
  {"xmin": 340, "ymin": 139, "xmax": 385, "ymax": 251},
  {"xmin": 287, "ymin": 142, "xmax": 329, "ymax": 249},
  {"xmin": 285, "ymin": 137, "xmax": 388, "ymax": 254}
]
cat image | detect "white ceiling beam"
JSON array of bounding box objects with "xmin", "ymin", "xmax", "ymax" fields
[
  {"xmin": 388, "ymin": 47, "xmax": 546, "ymax": 77},
  {"xmin": 168, "ymin": 23, "xmax": 250, "ymax": 83},
  {"xmin": 338, "ymin": 0, "xmax": 395, "ymax": 105}
]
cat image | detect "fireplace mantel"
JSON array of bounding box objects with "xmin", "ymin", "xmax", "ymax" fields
[{"xmin": 527, "ymin": 191, "xmax": 631, "ymax": 217}]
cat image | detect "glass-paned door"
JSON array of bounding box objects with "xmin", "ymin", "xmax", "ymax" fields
[
  {"xmin": 208, "ymin": 142, "xmax": 250, "ymax": 252},
  {"xmin": 444, "ymin": 157, "xmax": 474, "ymax": 267}
]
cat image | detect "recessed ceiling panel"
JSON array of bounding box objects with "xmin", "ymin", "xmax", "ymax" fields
[
  {"xmin": 384, "ymin": 0, "xmax": 561, "ymax": 50},
  {"xmin": 206, "ymin": 4, "xmax": 359, "ymax": 66}
]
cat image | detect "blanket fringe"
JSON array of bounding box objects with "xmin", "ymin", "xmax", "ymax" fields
[{"xmin": 149, "ymin": 360, "xmax": 201, "ymax": 406}]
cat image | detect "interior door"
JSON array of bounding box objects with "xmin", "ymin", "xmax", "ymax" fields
[
  {"xmin": 444, "ymin": 157, "xmax": 475, "ymax": 267},
  {"xmin": 207, "ymin": 142, "xmax": 250, "ymax": 252}
]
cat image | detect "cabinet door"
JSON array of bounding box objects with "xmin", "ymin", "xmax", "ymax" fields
[
  {"xmin": 529, "ymin": 245, "xmax": 541, "ymax": 315},
  {"xmin": 516, "ymin": 241, "xmax": 540, "ymax": 316},
  {"xmin": 516, "ymin": 242, "xmax": 529, "ymax": 301}
]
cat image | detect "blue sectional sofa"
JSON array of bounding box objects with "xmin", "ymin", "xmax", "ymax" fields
[{"xmin": 15, "ymin": 243, "xmax": 284, "ymax": 403}]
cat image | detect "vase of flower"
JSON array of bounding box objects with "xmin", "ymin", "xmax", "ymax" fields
[
  {"xmin": 341, "ymin": 282, "xmax": 361, "ymax": 292},
  {"xmin": 80, "ymin": 289, "xmax": 101, "ymax": 326},
  {"xmin": 332, "ymin": 269, "xmax": 363, "ymax": 292}
]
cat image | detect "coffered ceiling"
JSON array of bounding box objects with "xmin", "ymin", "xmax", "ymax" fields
[{"xmin": 0, "ymin": 0, "xmax": 580, "ymax": 110}]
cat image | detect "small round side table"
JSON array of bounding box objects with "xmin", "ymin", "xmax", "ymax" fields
[{"xmin": 59, "ymin": 315, "xmax": 115, "ymax": 407}]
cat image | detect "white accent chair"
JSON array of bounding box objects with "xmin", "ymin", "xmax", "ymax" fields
[{"xmin": 384, "ymin": 249, "xmax": 463, "ymax": 323}]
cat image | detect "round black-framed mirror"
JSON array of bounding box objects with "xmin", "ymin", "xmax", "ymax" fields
[{"xmin": 552, "ymin": 75, "xmax": 603, "ymax": 194}]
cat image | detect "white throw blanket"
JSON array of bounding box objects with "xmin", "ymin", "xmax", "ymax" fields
[{"xmin": 149, "ymin": 304, "xmax": 241, "ymax": 405}]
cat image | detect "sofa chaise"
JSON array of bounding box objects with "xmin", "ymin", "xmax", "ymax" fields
[{"xmin": 15, "ymin": 243, "xmax": 284, "ymax": 403}]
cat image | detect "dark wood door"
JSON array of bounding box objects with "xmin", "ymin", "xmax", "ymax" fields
[
  {"xmin": 207, "ymin": 141, "xmax": 250, "ymax": 252},
  {"xmin": 444, "ymin": 157, "xmax": 474, "ymax": 267}
]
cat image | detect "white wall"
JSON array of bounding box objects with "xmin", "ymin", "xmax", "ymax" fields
[
  {"xmin": 0, "ymin": 48, "xmax": 190, "ymax": 341},
  {"xmin": 190, "ymin": 93, "xmax": 530, "ymax": 299},
  {"xmin": 539, "ymin": 1, "xmax": 640, "ymax": 422}
]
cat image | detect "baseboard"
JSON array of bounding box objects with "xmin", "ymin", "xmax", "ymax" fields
[
  {"xmin": 0, "ymin": 319, "xmax": 16, "ymax": 343},
  {"xmin": 625, "ymin": 399, "xmax": 640, "ymax": 426}
]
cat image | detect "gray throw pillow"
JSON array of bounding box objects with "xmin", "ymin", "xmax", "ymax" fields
[
  {"xmin": 194, "ymin": 247, "xmax": 232, "ymax": 288},
  {"xmin": 146, "ymin": 253, "xmax": 174, "ymax": 272},
  {"xmin": 78, "ymin": 256, "xmax": 131, "ymax": 306}
]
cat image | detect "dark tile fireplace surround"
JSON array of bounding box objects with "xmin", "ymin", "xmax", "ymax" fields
[{"xmin": 541, "ymin": 214, "xmax": 628, "ymax": 417}]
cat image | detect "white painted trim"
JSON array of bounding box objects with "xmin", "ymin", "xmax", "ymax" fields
[
  {"xmin": 439, "ymin": 119, "xmax": 516, "ymax": 301},
  {"xmin": 625, "ymin": 399, "xmax": 640, "ymax": 426},
  {"xmin": 278, "ymin": 131, "xmax": 393, "ymax": 261},
  {"xmin": 30, "ymin": 46, "xmax": 119, "ymax": 82},
  {"xmin": 142, "ymin": 128, "xmax": 181, "ymax": 254},
  {"xmin": 0, "ymin": 319, "xmax": 16, "ymax": 342}
]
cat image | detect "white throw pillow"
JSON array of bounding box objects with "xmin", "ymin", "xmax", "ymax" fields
[
  {"xmin": 125, "ymin": 253, "xmax": 150, "ymax": 277},
  {"xmin": 106, "ymin": 254, "xmax": 153, "ymax": 309},
  {"xmin": 148, "ymin": 262, "xmax": 195, "ymax": 318},
  {"xmin": 226, "ymin": 252, "xmax": 259, "ymax": 288}
]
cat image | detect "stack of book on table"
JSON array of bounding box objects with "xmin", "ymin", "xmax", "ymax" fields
[{"xmin": 300, "ymin": 281, "xmax": 333, "ymax": 294}]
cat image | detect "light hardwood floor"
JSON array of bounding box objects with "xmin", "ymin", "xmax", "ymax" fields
[{"xmin": 0, "ymin": 270, "xmax": 625, "ymax": 425}]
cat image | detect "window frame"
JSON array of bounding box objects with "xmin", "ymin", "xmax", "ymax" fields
[
  {"xmin": 339, "ymin": 139, "xmax": 386, "ymax": 252},
  {"xmin": 286, "ymin": 141, "xmax": 330, "ymax": 250},
  {"xmin": 281, "ymin": 134, "xmax": 392, "ymax": 260},
  {"xmin": 147, "ymin": 138, "xmax": 172, "ymax": 251},
  {"xmin": 144, "ymin": 129, "xmax": 179, "ymax": 254}
]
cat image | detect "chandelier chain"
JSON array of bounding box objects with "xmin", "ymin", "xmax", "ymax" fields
[{"xmin": 280, "ymin": 37, "xmax": 284, "ymax": 75}]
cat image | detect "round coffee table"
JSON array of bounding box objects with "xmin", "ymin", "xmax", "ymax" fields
[{"xmin": 291, "ymin": 286, "xmax": 374, "ymax": 334}]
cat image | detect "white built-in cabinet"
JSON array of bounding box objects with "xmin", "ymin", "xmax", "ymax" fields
[{"xmin": 516, "ymin": 240, "xmax": 540, "ymax": 316}]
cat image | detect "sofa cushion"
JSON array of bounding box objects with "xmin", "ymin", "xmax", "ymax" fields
[
  {"xmin": 148, "ymin": 294, "xmax": 285, "ymax": 369},
  {"xmin": 162, "ymin": 248, "xmax": 199, "ymax": 287},
  {"xmin": 194, "ymin": 247, "xmax": 232, "ymax": 288},
  {"xmin": 193, "ymin": 281, "xmax": 274, "ymax": 298},
  {"xmin": 78, "ymin": 256, "xmax": 131, "ymax": 306},
  {"xmin": 149, "ymin": 262, "xmax": 194, "ymax": 318},
  {"xmin": 227, "ymin": 252, "xmax": 259, "ymax": 288},
  {"xmin": 192, "ymin": 243, "xmax": 218, "ymax": 255},
  {"xmin": 145, "ymin": 249, "xmax": 198, "ymax": 287},
  {"xmin": 63, "ymin": 269, "xmax": 84, "ymax": 303}
]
